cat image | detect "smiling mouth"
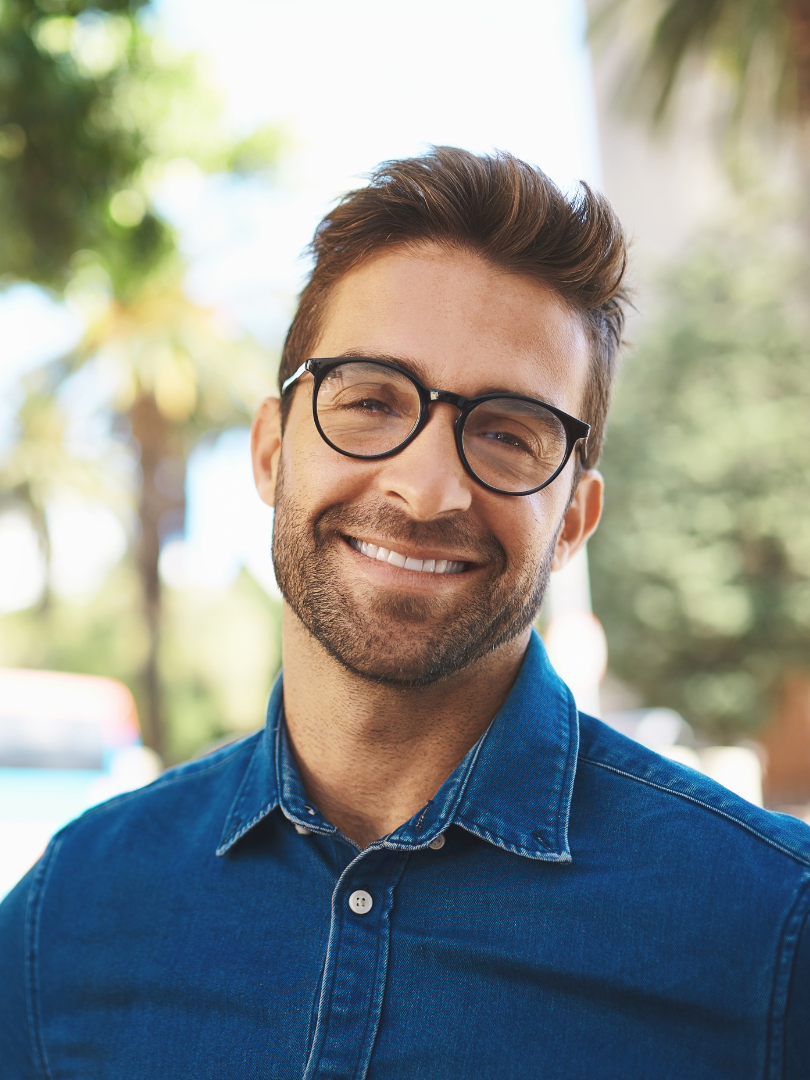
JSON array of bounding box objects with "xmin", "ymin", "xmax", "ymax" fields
[{"xmin": 347, "ymin": 536, "xmax": 468, "ymax": 575}]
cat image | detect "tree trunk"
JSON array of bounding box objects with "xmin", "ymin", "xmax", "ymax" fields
[
  {"xmin": 759, "ymin": 671, "xmax": 810, "ymax": 809},
  {"xmin": 787, "ymin": 0, "xmax": 810, "ymax": 116},
  {"xmin": 128, "ymin": 394, "xmax": 179, "ymax": 757},
  {"xmin": 20, "ymin": 483, "xmax": 53, "ymax": 615}
]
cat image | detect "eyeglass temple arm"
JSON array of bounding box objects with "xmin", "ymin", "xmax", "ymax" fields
[{"xmin": 280, "ymin": 361, "xmax": 309, "ymax": 396}]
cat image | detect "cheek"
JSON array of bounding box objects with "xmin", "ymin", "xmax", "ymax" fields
[
  {"xmin": 282, "ymin": 392, "xmax": 333, "ymax": 490},
  {"xmin": 282, "ymin": 423, "xmax": 374, "ymax": 510},
  {"xmin": 496, "ymin": 496, "xmax": 565, "ymax": 566}
]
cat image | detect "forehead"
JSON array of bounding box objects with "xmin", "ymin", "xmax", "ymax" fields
[{"xmin": 312, "ymin": 243, "xmax": 591, "ymax": 413}]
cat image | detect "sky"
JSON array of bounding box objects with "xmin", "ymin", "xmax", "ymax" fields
[
  {"xmin": 152, "ymin": 0, "xmax": 602, "ymax": 345},
  {"xmin": 1, "ymin": 0, "xmax": 601, "ymax": 611}
]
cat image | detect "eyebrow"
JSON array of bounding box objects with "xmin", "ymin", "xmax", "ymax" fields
[
  {"xmin": 326, "ymin": 348, "xmax": 567, "ymax": 408},
  {"xmin": 331, "ymin": 349, "xmax": 431, "ymax": 383}
]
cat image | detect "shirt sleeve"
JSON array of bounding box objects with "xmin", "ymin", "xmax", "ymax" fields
[
  {"xmin": 784, "ymin": 898, "xmax": 810, "ymax": 1079},
  {"xmin": 0, "ymin": 863, "xmax": 46, "ymax": 1078}
]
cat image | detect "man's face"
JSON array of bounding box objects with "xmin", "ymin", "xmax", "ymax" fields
[{"xmin": 263, "ymin": 243, "xmax": 595, "ymax": 687}]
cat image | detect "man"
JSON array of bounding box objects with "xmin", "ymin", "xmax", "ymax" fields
[{"xmin": 1, "ymin": 147, "xmax": 808, "ymax": 1078}]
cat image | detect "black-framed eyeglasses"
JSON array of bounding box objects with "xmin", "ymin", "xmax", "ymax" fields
[{"xmin": 281, "ymin": 356, "xmax": 590, "ymax": 497}]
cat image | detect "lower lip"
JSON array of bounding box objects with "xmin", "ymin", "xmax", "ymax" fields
[{"xmin": 342, "ymin": 537, "xmax": 479, "ymax": 587}]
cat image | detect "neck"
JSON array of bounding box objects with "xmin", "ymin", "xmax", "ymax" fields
[{"xmin": 280, "ymin": 606, "xmax": 530, "ymax": 849}]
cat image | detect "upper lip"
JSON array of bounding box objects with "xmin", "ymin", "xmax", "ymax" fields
[{"xmin": 344, "ymin": 534, "xmax": 483, "ymax": 565}]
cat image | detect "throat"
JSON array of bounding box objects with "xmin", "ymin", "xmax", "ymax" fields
[{"xmin": 279, "ymin": 607, "xmax": 530, "ymax": 848}]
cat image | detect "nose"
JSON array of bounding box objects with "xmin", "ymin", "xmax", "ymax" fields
[{"xmin": 376, "ymin": 403, "xmax": 473, "ymax": 519}]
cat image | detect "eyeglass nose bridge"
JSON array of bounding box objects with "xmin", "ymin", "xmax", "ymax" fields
[
  {"xmin": 420, "ymin": 390, "xmax": 469, "ymax": 449},
  {"xmin": 417, "ymin": 389, "xmax": 477, "ymax": 479},
  {"xmin": 427, "ymin": 388, "xmax": 467, "ymax": 408}
]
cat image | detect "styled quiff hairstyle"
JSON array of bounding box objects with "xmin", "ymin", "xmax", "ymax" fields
[{"xmin": 279, "ymin": 146, "xmax": 628, "ymax": 468}]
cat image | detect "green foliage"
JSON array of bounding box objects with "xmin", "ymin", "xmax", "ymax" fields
[
  {"xmin": 0, "ymin": 0, "xmax": 285, "ymax": 758},
  {"xmin": 1, "ymin": 0, "xmax": 166, "ymax": 292},
  {"xmin": 591, "ymin": 0, "xmax": 803, "ymax": 127},
  {"xmin": 159, "ymin": 572, "xmax": 282, "ymax": 763},
  {"xmin": 0, "ymin": 561, "xmax": 151, "ymax": 689},
  {"xmin": 590, "ymin": 208, "xmax": 810, "ymax": 737},
  {"xmin": 0, "ymin": 0, "xmax": 283, "ymax": 296}
]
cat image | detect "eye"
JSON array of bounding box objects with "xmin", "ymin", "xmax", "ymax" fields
[
  {"xmin": 328, "ymin": 380, "xmax": 413, "ymax": 418},
  {"xmin": 481, "ymin": 429, "xmax": 531, "ymax": 453},
  {"xmin": 342, "ymin": 396, "xmax": 395, "ymax": 414}
]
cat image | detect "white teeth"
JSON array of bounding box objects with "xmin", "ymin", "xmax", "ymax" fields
[{"xmin": 350, "ymin": 537, "xmax": 467, "ymax": 575}]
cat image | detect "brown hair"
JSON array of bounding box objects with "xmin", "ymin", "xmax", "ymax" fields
[{"xmin": 279, "ymin": 146, "xmax": 628, "ymax": 468}]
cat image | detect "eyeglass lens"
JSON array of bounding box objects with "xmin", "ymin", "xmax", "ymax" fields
[{"xmin": 315, "ymin": 360, "xmax": 569, "ymax": 494}]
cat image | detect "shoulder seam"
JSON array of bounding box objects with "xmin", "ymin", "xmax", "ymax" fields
[
  {"xmin": 579, "ymin": 754, "xmax": 810, "ymax": 867},
  {"xmin": 766, "ymin": 875, "xmax": 810, "ymax": 1079},
  {"xmin": 25, "ymin": 836, "xmax": 62, "ymax": 1080}
]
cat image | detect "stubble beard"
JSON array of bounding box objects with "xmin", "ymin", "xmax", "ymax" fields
[{"xmin": 271, "ymin": 463, "xmax": 556, "ymax": 688}]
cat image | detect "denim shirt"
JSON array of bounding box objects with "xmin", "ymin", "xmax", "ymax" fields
[{"xmin": 1, "ymin": 631, "xmax": 809, "ymax": 1079}]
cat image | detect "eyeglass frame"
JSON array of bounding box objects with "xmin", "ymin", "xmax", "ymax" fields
[{"xmin": 280, "ymin": 355, "xmax": 591, "ymax": 497}]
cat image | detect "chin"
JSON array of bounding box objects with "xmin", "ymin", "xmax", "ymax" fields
[
  {"xmin": 301, "ymin": 601, "xmax": 531, "ymax": 689},
  {"xmin": 324, "ymin": 646, "xmax": 476, "ymax": 689}
]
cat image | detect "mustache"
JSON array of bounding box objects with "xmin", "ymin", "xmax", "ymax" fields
[{"xmin": 312, "ymin": 501, "xmax": 507, "ymax": 567}]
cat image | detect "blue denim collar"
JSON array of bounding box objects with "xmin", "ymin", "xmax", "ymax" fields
[{"xmin": 217, "ymin": 630, "xmax": 578, "ymax": 862}]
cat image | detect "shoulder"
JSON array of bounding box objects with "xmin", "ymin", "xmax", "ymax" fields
[
  {"xmin": 0, "ymin": 729, "xmax": 263, "ymax": 943},
  {"xmin": 576, "ymin": 711, "xmax": 810, "ymax": 870},
  {"xmin": 573, "ymin": 714, "xmax": 810, "ymax": 1072},
  {"xmin": 0, "ymin": 732, "xmax": 265, "ymax": 1072},
  {"xmin": 32, "ymin": 731, "xmax": 263, "ymax": 899}
]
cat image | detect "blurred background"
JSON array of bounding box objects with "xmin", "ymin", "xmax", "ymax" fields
[{"xmin": 2, "ymin": 0, "xmax": 809, "ymax": 893}]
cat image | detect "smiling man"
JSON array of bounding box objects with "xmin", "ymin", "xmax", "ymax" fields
[{"xmin": 1, "ymin": 148, "xmax": 809, "ymax": 1079}]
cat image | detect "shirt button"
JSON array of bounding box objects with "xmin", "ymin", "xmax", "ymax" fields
[
  {"xmin": 348, "ymin": 890, "xmax": 373, "ymax": 915},
  {"xmin": 428, "ymin": 834, "xmax": 446, "ymax": 850}
]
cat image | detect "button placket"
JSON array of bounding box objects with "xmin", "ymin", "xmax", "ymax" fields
[{"xmin": 303, "ymin": 850, "xmax": 409, "ymax": 1080}]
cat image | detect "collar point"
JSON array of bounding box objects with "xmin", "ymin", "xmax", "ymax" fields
[
  {"xmin": 524, "ymin": 845, "xmax": 572, "ymax": 862},
  {"xmin": 456, "ymin": 817, "xmax": 570, "ymax": 861}
]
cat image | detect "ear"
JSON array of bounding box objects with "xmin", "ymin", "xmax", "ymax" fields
[
  {"xmin": 251, "ymin": 397, "xmax": 282, "ymax": 508},
  {"xmin": 551, "ymin": 469, "xmax": 604, "ymax": 572}
]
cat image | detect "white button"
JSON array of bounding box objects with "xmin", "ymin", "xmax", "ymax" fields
[
  {"xmin": 348, "ymin": 890, "xmax": 373, "ymax": 915},
  {"xmin": 428, "ymin": 834, "xmax": 446, "ymax": 850},
  {"xmin": 294, "ymin": 823, "xmax": 312, "ymax": 835}
]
